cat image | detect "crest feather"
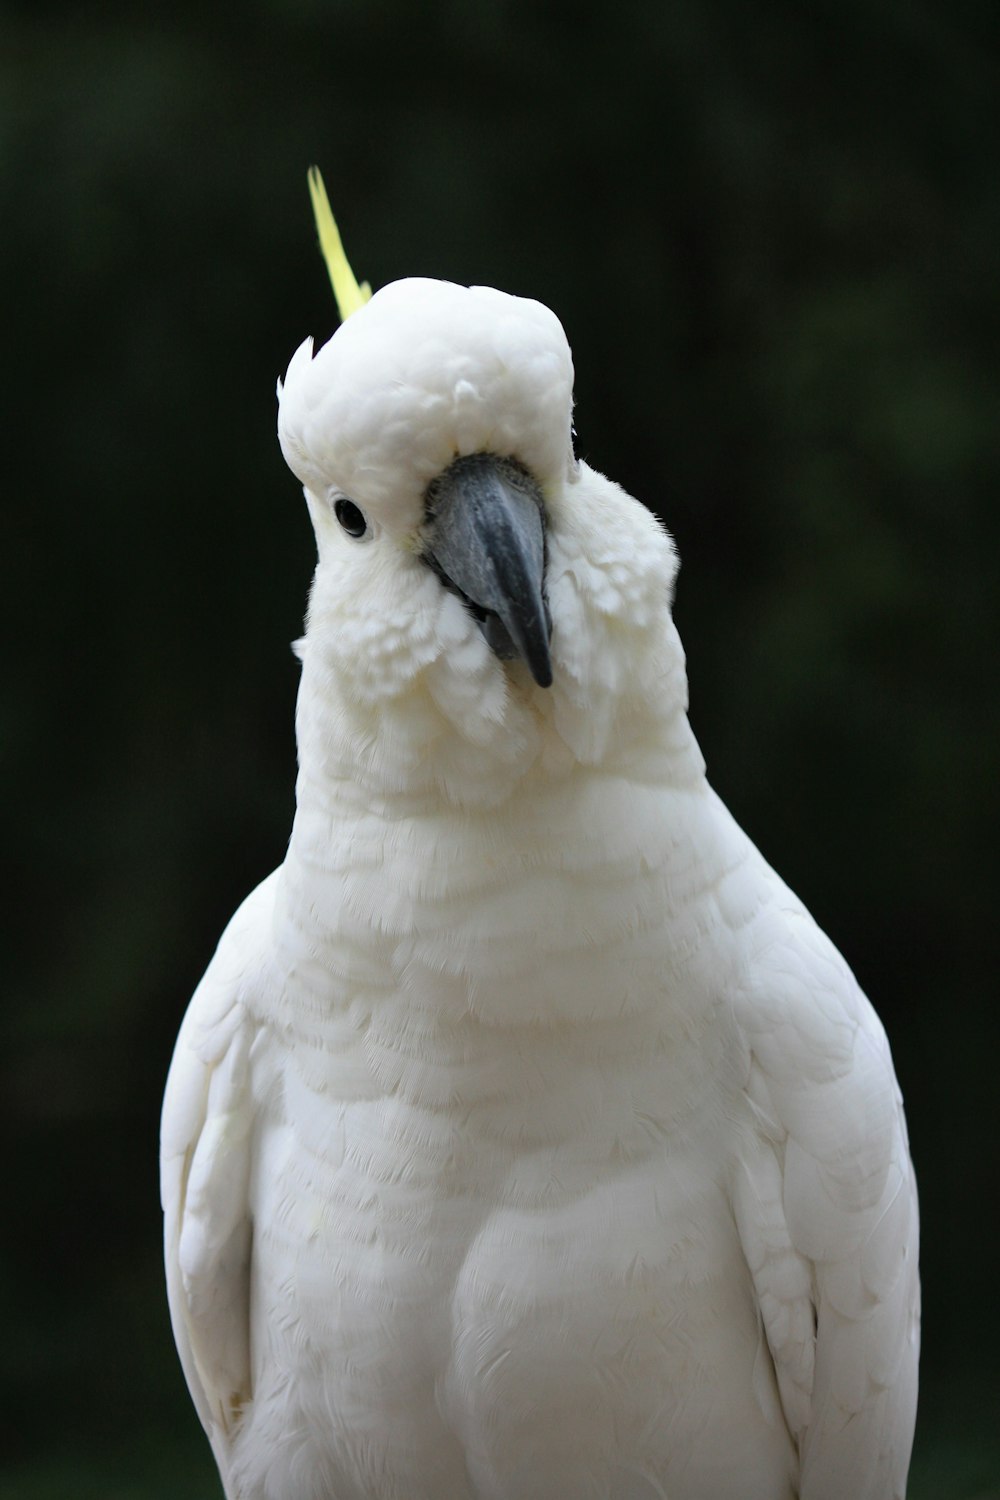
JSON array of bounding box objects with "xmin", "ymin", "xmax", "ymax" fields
[{"xmin": 307, "ymin": 166, "xmax": 372, "ymax": 322}]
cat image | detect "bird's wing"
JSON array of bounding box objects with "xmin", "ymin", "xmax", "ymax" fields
[
  {"xmin": 160, "ymin": 869, "xmax": 279, "ymax": 1462},
  {"xmin": 731, "ymin": 872, "xmax": 920, "ymax": 1500}
]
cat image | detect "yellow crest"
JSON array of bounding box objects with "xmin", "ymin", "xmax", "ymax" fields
[{"xmin": 307, "ymin": 166, "xmax": 372, "ymax": 322}]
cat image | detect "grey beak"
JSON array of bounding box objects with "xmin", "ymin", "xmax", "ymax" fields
[{"xmin": 422, "ymin": 454, "xmax": 553, "ymax": 688}]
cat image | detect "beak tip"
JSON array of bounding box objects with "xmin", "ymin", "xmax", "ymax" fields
[{"xmin": 532, "ymin": 657, "xmax": 554, "ymax": 689}]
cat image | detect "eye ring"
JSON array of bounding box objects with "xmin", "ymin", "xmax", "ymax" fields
[{"xmin": 334, "ymin": 497, "xmax": 369, "ymax": 539}]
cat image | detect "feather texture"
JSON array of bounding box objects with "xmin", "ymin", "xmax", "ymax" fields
[{"xmin": 162, "ymin": 276, "xmax": 918, "ymax": 1499}]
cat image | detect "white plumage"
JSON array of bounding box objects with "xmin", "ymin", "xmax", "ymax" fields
[{"xmin": 161, "ymin": 272, "xmax": 919, "ymax": 1500}]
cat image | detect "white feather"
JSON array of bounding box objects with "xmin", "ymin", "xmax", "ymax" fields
[{"xmin": 162, "ymin": 277, "xmax": 919, "ymax": 1499}]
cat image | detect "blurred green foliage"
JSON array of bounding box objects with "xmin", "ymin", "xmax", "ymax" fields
[{"xmin": 2, "ymin": 0, "xmax": 998, "ymax": 1494}]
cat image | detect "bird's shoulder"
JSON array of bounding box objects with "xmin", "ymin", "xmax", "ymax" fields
[
  {"xmin": 728, "ymin": 864, "xmax": 919, "ymax": 1498},
  {"xmin": 160, "ymin": 868, "xmax": 280, "ymax": 1446},
  {"xmin": 732, "ymin": 868, "xmax": 906, "ymax": 1238}
]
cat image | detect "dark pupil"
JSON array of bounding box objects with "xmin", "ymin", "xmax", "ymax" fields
[{"xmin": 334, "ymin": 498, "xmax": 367, "ymax": 537}]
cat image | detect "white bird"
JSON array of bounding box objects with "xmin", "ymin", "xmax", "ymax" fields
[{"xmin": 161, "ymin": 176, "xmax": 919, "ymax": 1500}]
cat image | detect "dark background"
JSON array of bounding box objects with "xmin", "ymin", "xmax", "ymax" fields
[{"xmin": 3, "ymin": 2, "xmax": 997, "ymax": 1495}]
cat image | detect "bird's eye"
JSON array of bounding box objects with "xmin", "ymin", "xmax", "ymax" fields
[{"xmin": 334, "ymin": 497, "xmax": 369, "ymax": 539}]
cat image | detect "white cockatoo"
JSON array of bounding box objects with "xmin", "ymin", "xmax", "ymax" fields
[{"xmin": 161, "ymin": 172, "xmax": 919, "ymax": 1500}]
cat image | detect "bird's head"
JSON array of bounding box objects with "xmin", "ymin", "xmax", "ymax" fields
[
  {"xmin": 276, "ymin": 181, "xmax": 691, "ymax": 805},
  {"xmin": 278, "ymin": 275, "xmax": 575, "ymax": 691}
]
